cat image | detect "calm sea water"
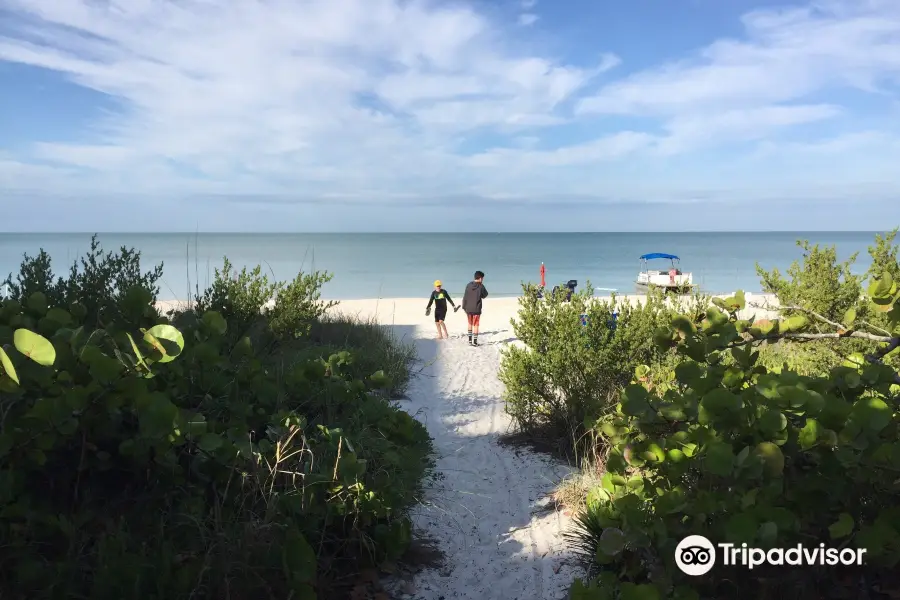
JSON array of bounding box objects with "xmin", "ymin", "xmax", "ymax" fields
[{"xmin": 0, "ymin": 232, "xmax": 886, "ymax": 301}]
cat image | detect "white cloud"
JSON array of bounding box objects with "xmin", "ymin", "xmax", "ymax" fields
[
  {"xmin": 0, "ymin": 0, "xmax": 898, "ymax": 213},
  {"xmin": 655, "ymin": 104, "xmax": 843, "ymax": 154},
  {"xmin": 467, "ymin": 131, "xmax": 653, "ymax": 168},
  {"xmin": 576, "ymin": 0, "xmax": 900, "ymax": 117},
  {"xmin": 0, "ymin": 0, "xmax": 621, "ymax": 196}
]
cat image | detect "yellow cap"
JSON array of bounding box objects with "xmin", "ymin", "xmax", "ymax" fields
[{"xmin": 434, "ymin": 280, "xmax": 442, "ymax": 287}]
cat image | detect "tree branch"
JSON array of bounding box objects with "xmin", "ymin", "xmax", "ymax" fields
[
  {"xmin": 860, "ymin": 320, "xmax": 894, "ymax": 336},
  {"xmin": 748, "ymin": 300, "xmax": 843, "ymax": 330},
  {"xmin": 731, "ymin": 330, "xmax": 896, "ymax": 347},
  {"xmin": 869, "ymin": 337, "xmax": 900, "ymax": 361},
  {"xmin": 737, "ymin": 300, "xmax": 900, "ymax": 384}
]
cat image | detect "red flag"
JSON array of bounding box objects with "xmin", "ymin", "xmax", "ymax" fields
[{"xmin": 540, "ymin": 262, "xmax": 546, "ymax": 287}]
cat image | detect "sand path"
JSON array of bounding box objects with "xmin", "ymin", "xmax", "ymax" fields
[{"xmin": 385, "ymin": 324, "xmax": 584, "ymax": 600}]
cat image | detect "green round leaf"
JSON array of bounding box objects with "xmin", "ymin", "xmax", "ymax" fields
[
  {"xmin": 705, "ymin": 441, "xmax": 735, "ymax": 477},
  {"xmin": 752, "ymin": 442, "xmax": 785, "ymax": 477},
  {"xmin": 701, "ymin": 389, "xmax": 742, "ymax": 415},
  {"xmin": 597, "ymin": 526, "xmax": 626, "ymax": 556},
  {"xmin": 13, "ymin": 329, "xmax": 56, "ymax": 366},
  {"xmin": 869, "ymin": 272, "xmax": 894, "ymax": 298},
  {"xmin": 799, "ymin": 418, "xmax": 822, "ymax": 450},
  {"xmin": 605, "ymin": 453, "xmax": 628, "ymax": 474},
  {"xmin": 850, "ymin": 397, "xmax": 892, "ymax": 433},
  {"xmin": 145, "ymin": 324, "xmax": 185, "ymax": 363},
  {"xmin": 201, "ymin": 311, "xmax": 228, "ymax": 335},
  {"xmin": 667, "ymin": 448, "xmax": 686, "ymax": 463},
  {"xmin": 829, "ymin": 513, "xmax": 855, "ymax": 539},
  {"xmin": 758, "ymin": 409, "xmax": 787, "ymax": 436},
  {"xmin": 674, "ymin": 361, "xmax": 704, "ymax": 386},
  {"xmin": 45, "ymin": 307, "xmax": 73, "ymax": 326},
  {"xmin": 621, "ymin": 385, "xmax": 652, "ymax": 417}
]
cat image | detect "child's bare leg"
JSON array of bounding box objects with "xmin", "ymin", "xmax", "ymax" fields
[
  {"xmin": 440, "ymin": 322, "xmax": 449, "ymax": 338},
  {"xmin": 435, "ymin": 320, "xmax": 443, "ymax": 338}
]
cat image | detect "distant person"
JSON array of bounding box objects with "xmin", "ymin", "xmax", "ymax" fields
[
  {"xmin": 462, "ymin": 270, "xmax": 489, "ymax": 346},
  {"xmin": 425, "ymin": 280, "xmax": 459, "ymax": 339}
]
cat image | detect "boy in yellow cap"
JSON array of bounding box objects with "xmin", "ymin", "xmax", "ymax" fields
[{"xmin": 425, "ymin": 280, "xmax": 459, "ymax": 339}]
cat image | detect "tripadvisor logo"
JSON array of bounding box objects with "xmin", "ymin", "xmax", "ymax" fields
[{"xmin": 675, "ymin": 535, "xmax": 867, "ymax": 576}]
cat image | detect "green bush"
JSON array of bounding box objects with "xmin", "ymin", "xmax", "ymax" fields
[
  {"xmin": 499, "ymin": 284, "xmax": 705, "ymax": 455},
  {"xmin": 569, "ymin": 282, "xmax": 900, "ymax": 600},
  {"xmin": 756, "ymin": 239, "xmax": 862, "ymax": 326},
  {"xmin": 753, "ymin": 232, "xmax": 900, "ymax": 374},
  {"xmin": 868, "ymin": 228, "xmax": 900, "ymax": 283},
  {"xmin": 0, "ymin": 238, "xmax": 432, "ymax": 600},
  {"xmin": 306, "ymin": 314, "xmax": 417, "ymax": 399},
  {"xmin": 194, "ymin": 257, "xmax": 337, "ymax": 343},
  {"xmin": 3, "ymin": 234, "xmax": 164, "ymax": 329},
  {"xmin": 192, "ymin": 260, "xmax": 413, "ymax": 399},
  {"xmin": 752, "ymin": 340, "xmax": 845, "ymax": 376}
]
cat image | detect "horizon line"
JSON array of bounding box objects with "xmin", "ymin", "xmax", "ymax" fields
[{"xmin": 0, "ymin": 229, "xmax": 889, "ymax": 235}]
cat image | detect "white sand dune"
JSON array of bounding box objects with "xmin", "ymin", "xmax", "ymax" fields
[{"xmin": 342, "ymin": 301, "xmax": 583, "ymax": 600}]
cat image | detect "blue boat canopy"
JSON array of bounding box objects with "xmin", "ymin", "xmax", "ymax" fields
[{"xmin": 640, "ymin": 253, "xmax": 680, "ymax": 260}]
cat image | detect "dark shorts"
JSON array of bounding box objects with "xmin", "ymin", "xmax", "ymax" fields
[
  {"xmin": 434, "ymin": 307, "xmax": 447, "ymax": 322},
  {"xmin": 466, "ymin": 313, "xmax": 481, "ymax": 326}
]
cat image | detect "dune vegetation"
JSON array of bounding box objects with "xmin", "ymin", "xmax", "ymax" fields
[
  {"xmin": 0, "ymin": 235, "xmax": 433, "ymax": 600},
  {"xmin": 499, "ymin": 229, "xmax": 900, "ymax": 599},
  {"xmin": 4, "ymin": 228, "xmax": 900, "ymax": 600}
]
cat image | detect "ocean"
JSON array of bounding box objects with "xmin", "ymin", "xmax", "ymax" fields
[{"xmin": 0, "ymin": 232, "xmax": 887, "ymax": 301}]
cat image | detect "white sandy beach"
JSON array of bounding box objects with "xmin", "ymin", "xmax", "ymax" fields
[
  {"xmin": 339, "ymin": 298, "xmax": 584, "ymax": 600},
  {"xmin": 153, "ymin": 292, "xmax": 779, "ymax": 600}
]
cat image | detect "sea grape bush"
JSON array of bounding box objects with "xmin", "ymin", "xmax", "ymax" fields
[
  {"xmin": 569, "ymin": 277, "xmax": 900, "ymax": 600},
  {"xmin": 0, "ymin": 239, "xmax": 432, "ymax": 600}
]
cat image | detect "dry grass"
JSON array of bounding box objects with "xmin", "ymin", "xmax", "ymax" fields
[{"xmin": 551, "ymin": 455, "xmax": 606, "ymax": 514}]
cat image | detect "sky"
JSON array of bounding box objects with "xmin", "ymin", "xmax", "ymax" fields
[{"xmin": 1, "ymin": 0, "xmax": 899, "ymax": 232}]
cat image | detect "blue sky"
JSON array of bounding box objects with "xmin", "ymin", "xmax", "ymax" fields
[{"xmin": 1, "ymin": 0, "xmax": 899, "ymax": 232}]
